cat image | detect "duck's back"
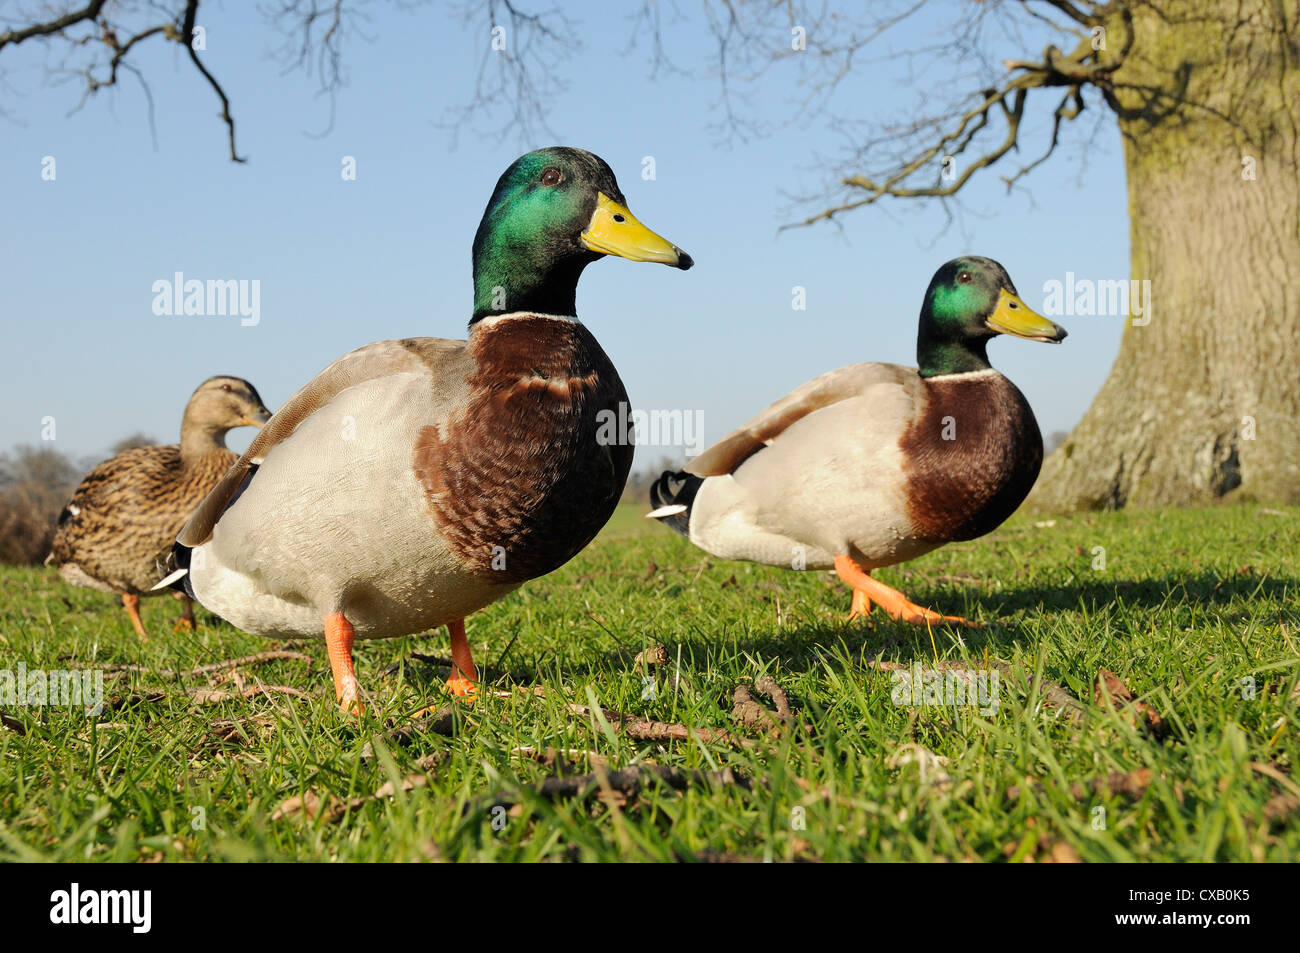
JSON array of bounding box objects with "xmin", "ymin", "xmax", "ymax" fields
[{"xmin": 51, "ymin": 445, "xmax": 237, "ymax": 594}]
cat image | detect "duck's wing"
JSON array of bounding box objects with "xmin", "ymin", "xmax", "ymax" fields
[
  {"xmin": 686, "ymin": 363, "xmax": 919, "ymax": 477},
  {"xmin": 177, "ymin": 337, "xmax": 471, "ymax": 548}
]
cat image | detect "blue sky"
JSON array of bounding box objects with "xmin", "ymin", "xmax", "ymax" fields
[{"xmin": 0, "ymin": 1, "xmax": 1130, "ymax": 465}]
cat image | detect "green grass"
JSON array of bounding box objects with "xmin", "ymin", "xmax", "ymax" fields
[{"xmin": 2, "ymin": 503, "xmax": 1298, "ymax": 861}]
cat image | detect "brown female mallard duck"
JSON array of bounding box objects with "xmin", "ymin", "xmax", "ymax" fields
[{"xmin": 48, "ymin": 376, "xmax": 271, "ymax": 639}]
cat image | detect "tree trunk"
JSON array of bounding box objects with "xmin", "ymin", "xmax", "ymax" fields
[{"xmin": 1031, "ymin": 0, "xmax": 1300, "ymax": 509}]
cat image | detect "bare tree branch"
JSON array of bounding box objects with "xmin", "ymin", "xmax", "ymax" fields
[
  {"xmin": 436, "ymin": 0, "xmax": 579, "ymax": 146},
  {"xmin": 0, "ymin": 0, "xmax": 109, "ymax": 52},
  {"xmin": 0, "ymin": 0, "xmax": 399, "ymax": 160},
  {"xmin": 715, "ymin": 1, "xmax": 1136, "ymax": 229},
  {"xmin": 180, "ymin": 0, "xmax": 245, "ymax": 161}
]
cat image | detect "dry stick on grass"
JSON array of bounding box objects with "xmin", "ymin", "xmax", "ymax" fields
[
  {"xmin": 208, "ymin": 716, "xmax": 276, "ymax": 745},
  {"xmin": 361, "ymin": 706, "xmax": 460, "ymax": 759},
  {"xmin": 100, "ymin": 682, "xmax": 307, "ymax": 715},
  {"xmin": 1249, "ymin": 760, "xmax": 1300, "ymax": 824},
  {"xmin": 189, "ymin": 684, "xmax": 310, "ymax": 705},
  {"xmin": 273, "ymin": 753, "xmax": 446, "ymax": 823},
  {"xmin": 375, "ymin": 682, "xmax": 748, "ymax": 758},
  {"xmin": 575, "ymin": 703, "xmax": 737, "ymax": 745},
  {"xmin": 102, "ymin": 691, "xmax": 169, "ymax": 713},
  {"xmin": 86, "ymin": 650, "xmax": 314, "ymax": 679},
  {"xmin": 1, "ymin": 713, "xmax": 26, "ymax": 735},
  {"xmin": 510, "ymin": 746, "xmax": 608, "ymax": 771},
  {"xmin": 484, "ymin": 763, "xmax": 753, "ymax": 813},
  {"xmin": 1262, "ymin": 794, "xmax": 1300, "ymax": 822},
  {"xmin": 867, "ymin": 658, "xmax": 1086, "ymax": 723},
  {"xmin": 1004, "ymin": 767, "xmax": 1153, "ymax": 802},
  {"xmin": 732, "ymin": 676, "xmax": 794, "ymax": 732},
  {"xmin": 632, "ymin": 644, "xmax": 669, "ymax": 674},
  {"xmin": 530, "ymin": 686, "xmax": 739, "ymax": 745},
  {"xmin": 1094, "ymin": 668, "xmax": 1168, "ymax": 737}
]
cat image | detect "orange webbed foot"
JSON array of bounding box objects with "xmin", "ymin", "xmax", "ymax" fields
[
  {"xmin": 834, "ymin": 555, "xmax": 981, "ymax": 628},
  {"xmin": 444, "ymin": 674, "xmax": 477, "ymax": 700},
  {"xmin": 444, "ymin": 618, "xmax": 478, "ymax": 702}
]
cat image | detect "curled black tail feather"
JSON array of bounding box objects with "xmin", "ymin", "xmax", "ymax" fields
[
  {"xmin": 159, "ymin": 541, "xmax": 196, "ymax": 598},
  {"xmin": 649, "ymin": 470, "xmax": 702, "ymax": 538}
]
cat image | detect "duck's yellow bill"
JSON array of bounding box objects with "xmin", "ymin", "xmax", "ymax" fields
[
  {"xmin": 581, "ymin": 193, "xmax": 693, "ymax": 270},
  {"xmin": 986, "ymin": 289, "xmax": 1067, "ymax": 342}
]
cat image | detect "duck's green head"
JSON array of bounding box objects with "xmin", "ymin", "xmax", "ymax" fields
[
  {"xmin": 471, "ymin": 147, "xmax": 692, "ymax": 323},
  {"xmin": 916, "ymin": 256, "xmax": 1066, "ymax": 377}
]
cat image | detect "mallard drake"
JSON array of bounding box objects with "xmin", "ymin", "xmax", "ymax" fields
[
  {"xmin": 163, "ymin": 147, "xmax": 692, "ymax": 714},
  {"xmin": 47, "ymin": 376, "xmax": 271, "ymax": 639},
  {"xmin": 648, "ymin": 256, "xmax": 1065, "ymax": 624}
]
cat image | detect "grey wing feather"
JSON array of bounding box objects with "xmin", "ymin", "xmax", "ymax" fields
[{"xmin": 177, "ymin": 337, "xmax": 470, "ymax": 546}]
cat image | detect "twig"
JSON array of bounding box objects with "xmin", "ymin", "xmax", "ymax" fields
[
  {"xmin": 510, "ymin": 746, "xmax": 607, "ymax": 771},
  {"xmin": 485, "ymin": 763, "xmax": 752, "ymax": 812},
  {"xmin": 560, "ymin": 699, "xmax": 737, "ymax": 746},
  {"xmin": 513, "ymin": 685, "xmax": 745, "ymax": 746},
  {"xmin": 180, "ymin": 0, "xmax": 245, "ymax": 162},
  {"xmin": 362, "ymin": 706, "xmax": 459, "ymax": 758},
  {"xmin": 101, "ymin": 691, "xmax": 168, "ymax": 713},
  {"xmin": 88, "ymin": 650, "xmax": 313, "ymax": 679},
  {"xmin": 732, "ymin": 675, "xmax": 793, "ymax": 732},
  {"xmin": 0, "ymin": 0, "xmax": 108, "ymax": 51},
  {"xmin": 1094, "ymin": 668, "xmax": 1168, "ymax": 737},
  {"xmin": 1249, "ymin": 761, "xmax": 1300, "ymax": 798},
  {"xmin": 273, "ymin": 753, "xmax": 445, "ymax": 823},
  {"xmin": 189, "ymin": 684, "xmax": 309, "ymax": 704},
  {"xmin": 1005, "ymin": 767, "xmax": 1152, "ymax": 802},
  {"xmin": 867, "ymin": 658, "xmax": 1086, "ymax": 723}
]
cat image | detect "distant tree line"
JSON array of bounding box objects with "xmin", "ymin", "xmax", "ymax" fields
[{"xmin": 0, "ymin": 435, "xmax": 153, "ymax": 564}]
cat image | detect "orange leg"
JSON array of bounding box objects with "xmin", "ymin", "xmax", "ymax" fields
[
  {"xmin": 324, "ymin": 612, "xmax": 365, "ymax": 715},
  {"xmin": 834, "ymin": 555, "xmax": 979, "ymax": 627},
  {"xmin": 173, "ymin": 592, "xmax": 197, "ymax": 632},
  {"xmin": 122, "ymin": 592, "xmax": 149, "ymax": 642},
  {"xmin": 848, "ymin": 587, "xmax": 873, "ymax": 621},
  {"xmin": 445, "ymin": 618, "xmax": 477, "ymax": 699}
]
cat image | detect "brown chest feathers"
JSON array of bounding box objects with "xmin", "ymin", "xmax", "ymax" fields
[
  {"xmin": 899, "ymin": 371, "xmax": 1042, "ymax": 542},
  {"xmin": 414, "ymin": 316, "xmax": 632, "ymax": 583}
]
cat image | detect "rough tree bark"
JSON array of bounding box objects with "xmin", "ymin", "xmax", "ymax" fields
[{"xmin": 1032, "ymin": 1, "xmax": 1300, "ymax": 508}]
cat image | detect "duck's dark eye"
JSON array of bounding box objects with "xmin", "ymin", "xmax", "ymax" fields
[
  {"xmin": 220, "ymin": 383, "xmax": 232, "ymax": 392},
  {"xmin": 540, "ymin": 168, "xmax": 562, "ymax": 187},
  {"xmin": 957, "ymin": 271, "xmax": 973, "ymax": 284}
]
